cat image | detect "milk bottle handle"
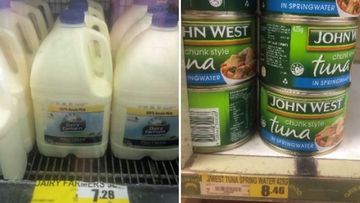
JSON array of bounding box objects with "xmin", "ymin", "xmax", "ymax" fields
[
  {"xmin": 17, "ymin": 15, "xmax": 40, "ymax": 55},
  {"xmin": 89, "ymin": 0, "xmax": 104, "ymax": 13},
  {"xmin": 0, "ymin": 29, "xmax": 29, "ymax": 81},
  {"xmin": 12, "ymin": 2, "xmax": 48, "ymax": 40},
  {"xmin": 89, "ymin": 7, "xmax": 105, "ymax": 21},
  {"xmin": 86, "ymin": 30, "xmax": 113, "ymax": 83},
  {"xmin": 35, "ymin": 0, "xmax": 54, "ymax": 29},
  {"xmin": 86, "ymin": 15, "xmax": 110, "ymax": 42}
]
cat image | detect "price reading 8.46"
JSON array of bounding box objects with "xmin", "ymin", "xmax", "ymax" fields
[{"xmin": 261, "ymin": 185, "xmax": 286, "ymax": 197}]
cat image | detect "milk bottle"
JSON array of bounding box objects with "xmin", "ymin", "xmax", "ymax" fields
[
  {"xmin": 68, "ymin": 1, "xmax": 110, "ymax": 42},
  {"xmin": 31, "ymin": 10, "xmax": 112, "ymax": 158},
  {"xmin": 0, "ymin": 28, "xmax": 35, "ymax": 153},
  {"xmin": 110, "ymin": 0, "xmax": 133, "ymax": 25},
  {"xmin": 115, "ymin": 3, "xmax": 167, "ymax": 59},
  {"xmin": 110, "ymin": 0, "xmax": 149, "ymax": 57},
  {"xmin": 111, "ymin": 13, "xmax": 179, "ymax": 160},
  {"xmin": 0, "ymin": 49, "xmax": 27, "ymax": 180},
  {"xmin": 70, "ymin": 0, "xmax": 105, "ymax": 21},
  {"xmin": 11, "ymin": 0, "xmax": 48, "ymax": 41},
  {"xmin": 23, "ymin": 0, "xmax": 54, "ymax": 29},
  {"xmin": 0, "ymin": 0, "xmax": 40, "ymax": 69}
]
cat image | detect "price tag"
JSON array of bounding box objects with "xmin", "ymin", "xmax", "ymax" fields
[
  {"xmin": 32, "ymin": 181, "xmax": 129, "ymax": 203},
  {"xmin": 200, "ymin": 174, "xmax": 289, "ymax": 199}
]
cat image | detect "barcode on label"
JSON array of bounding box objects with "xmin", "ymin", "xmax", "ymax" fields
[
  {"xmin": 189, "ymin": 108, "xmax": 220, "ymax": 147},
  {"xmin": 200, "ymin": 183, "xmax": 250, "ymax": 197},
  {"xmin": 215, "ymin": 186, "xmax": 242, "ymax": 193}
]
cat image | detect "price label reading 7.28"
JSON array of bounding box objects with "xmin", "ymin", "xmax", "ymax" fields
[{"xmin": 32, "ymin": 181, "xmax": 130, "ymax": 203}]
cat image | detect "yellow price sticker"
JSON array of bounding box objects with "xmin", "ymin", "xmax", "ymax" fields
[
  {"xmin": 31, "ymin": 181, "xmax": 129, "ymax": 203},
  {"xmin": 200, "ymin": 174, "xmax": 289, "ymax": 199}
]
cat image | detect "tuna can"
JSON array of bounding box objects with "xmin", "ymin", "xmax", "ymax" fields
[
  {"xmin": 188, "ymin": 78, "xmax": 256, "ymax": 153},
  {"xmin": 182, "ymin": 0, "xmax": 257, "ymax": 13},
  {"xmin": 260, "ymin": 83, "xmax": 349, "ymax": 155},
  {"xmin": 182, "ymin": 5, "xmax": 257, "ymax": 88},
  {"xmin": 260, "ymin": 15, "xmax": 358, "ymax": 90},
  {"xmin": 261, "ymin": 0, "xmax": 360, "ymax": 17}
]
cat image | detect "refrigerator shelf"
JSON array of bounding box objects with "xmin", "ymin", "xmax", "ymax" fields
[{"xmin": 0, "ymin": 148, "xmax": 179, "ymax": 203}]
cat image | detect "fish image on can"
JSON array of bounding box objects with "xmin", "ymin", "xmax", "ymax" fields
[
  {"xmin": 260, "ymin": 15, "xmax": 358, "ymax": 90},
  {"xmin": 261, "ymin": 0, "xmax": 360, "ymax": 17},
  {"xmin": 182, "ymin": 12, "xmax": 257, "ymax": 87},
  {"xmin": 188, "ymin": 78, "xmax": 256, "ymax": 153},
  {"xmin": 260, "ymin": 84, "xmax": 349, "ymax": 155}
]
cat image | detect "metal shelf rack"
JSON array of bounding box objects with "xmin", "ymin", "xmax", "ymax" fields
[{"xmin": 181, "ymin": 66, "xmax": 360, "ymax": 202}]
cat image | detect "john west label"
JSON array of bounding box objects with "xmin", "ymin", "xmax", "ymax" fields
[
  {"xmin": 183, "ymin": 18, "xmax": 256, "ymax": 87},
  {"xmin": 260, "ymin": 17, "xmax": 358, "ymax": 90},
  {"xmin": 260, "ymin": 85, "xmax": 349, "ymax": 154}
]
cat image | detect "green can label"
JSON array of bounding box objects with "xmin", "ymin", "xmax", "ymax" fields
[
  {"xmin": 183, "ymin": 18, "xmax": 257, "ymax": 87},
  {"xmin": 261, "ymin": 0, "xmax": 360, "ymax": 17},
  {"xmin": 188, "ymin": 81, "xmax": 256, "ymax": 148},
  {"xmin": 182, "ymin": 0, "xmax": 257, "ymax": 12},
  {"xmin": 260, "ymin": 85, "xmax": 348, "ymax": 153},
  {"xmin": 260, "ymin": 18, "xmax": 357, "ymax": 90}
]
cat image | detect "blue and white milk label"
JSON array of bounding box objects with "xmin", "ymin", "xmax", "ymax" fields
[
  {"xmin": 44, "ymin": 102, "xmax": 104, "ymax": 145},
  {"xmin": 124, "ymin": 107, "xmax": 179, "ymax": 148}
]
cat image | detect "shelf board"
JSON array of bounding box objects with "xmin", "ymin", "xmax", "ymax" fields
[
  {"xmin": 182, "ymin": 66, "xmax": 360, "ymax": 202},
  {"xmin": 0, "ymin": 180, "xmax": 178, "ymax": 203}
]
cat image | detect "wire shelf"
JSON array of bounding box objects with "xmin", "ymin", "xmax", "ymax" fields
[{"xmin": 1, "ymin": 148, "xmax": 178, "ymax": 185}]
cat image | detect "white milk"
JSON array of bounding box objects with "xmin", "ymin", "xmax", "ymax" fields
[
  {"xmin": 0, "ymin": 28, "xmax": 35, "ymax": 153},
  {"xmin": 115, "ymin": 3, "xmax": 167, "ymax": 60},
  {"xmin": 0, "ymin": 49, "xmax": 27, "ymax": 180},
  {"xmin": 23, "ymin": 0, "xmax": 54, "ymax": 29},
  {"xmin": 31, "ymin": 10, "xmax": 112, "ymax": 158},
  {"xmin": 68, "ymin": 1, "xmax": 109, "ymax": 42},
  {"xmin": 110, "ymin": 0, "xmax": 148, "ymax": 58},
  {"xmin": 111, "ymin": 13, "xmax": 179, "ymax": 160},
  {"xmin": 0, "ymin": 0, "xmax": 40, "ymax": 69},
  {"xmin": 11, "ymin": 1, "xmax": 48, "ymax": 41}
]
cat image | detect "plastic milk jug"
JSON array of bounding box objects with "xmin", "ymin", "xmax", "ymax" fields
[
  {"xmin": 23, "ymin": 0, "xmax": 54, "ymax": 29},
  {"xmin": 110, "ymin": 0, "xmax": 149, "ymax": 57},
  {"xmin": 0, "ymin": 49, "xmax": 27, "ymax": 180},
  {"xmin": 68, "ymin": 1, "xmax": 109, "ymax": 42},
  {"xmin": 70, "ymin": 0, "xmax": 105, "ymax": 21},
  {"xmin": 111, "ymin": 13, "xmax": 179, "ymax": 160},
  {"xmin": 115, "ymin": 3, "xmax": 167, "ymax": 59},
  {"xmin": 11, "ymin": 0, "xmax": 48, "ymax": 41},
  {"xmin": 0, "ymin": 0, "xmax": 40, "ymax": 69},
  {"xmin": 0, "ymin": 28, "xmax": 35, "ymax": 153},
  {"xmin": 110, "ymin": 0, "xmax": 133, "ymax": 25},
  {"xmin": 31, "ymin": 10, "xmax": 112, "ymax": 158}
]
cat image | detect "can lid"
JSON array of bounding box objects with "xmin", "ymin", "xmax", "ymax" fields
[
  {"xmin": 182, "ymin": 0, "xmax": 257, "ymax": 12},
  {"xmin": 59, "ymin": 9, "xmax": 85, "ymax": 24},
  {"xmin": 68, "ymin": 1, "xmax": 89, "ymax": 11},
  {"xmin": 152, "ymin": 13, "xmax": 178, "ymax": 28},
  {"xmin": 0, "ymin": 0, "xmax": 10, "ymax": 8}
]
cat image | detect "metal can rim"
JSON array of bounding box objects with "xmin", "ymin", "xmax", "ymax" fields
[
  {"xmin": 188, "ymin": 77, "xmax": 257, "ymax": 92},
  {"xmin": 262, "ymin": 14, "xmax": 358, "ymax": 25},
  {"xmin": 260, "ymin": 82, "xmax": 350, "ymax": 97},
  {"xmin": 182, "ymin": 11, "xmax": 255, "ymax": 20}
]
